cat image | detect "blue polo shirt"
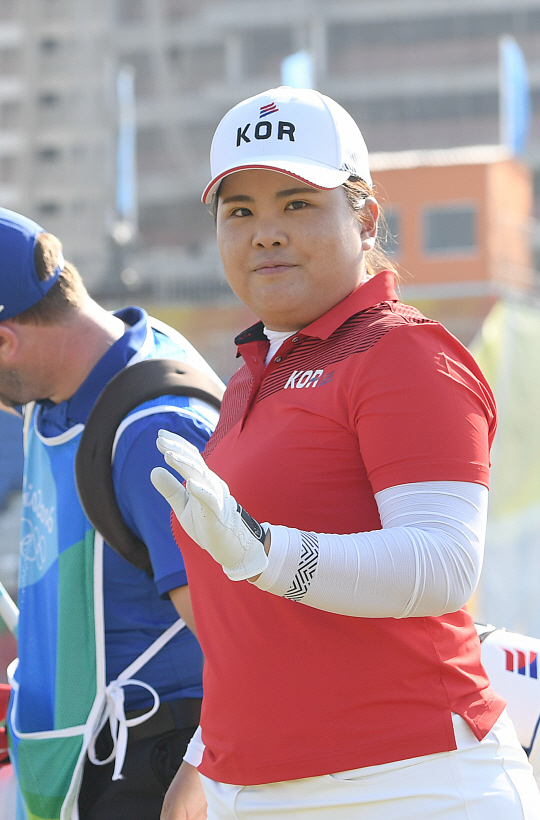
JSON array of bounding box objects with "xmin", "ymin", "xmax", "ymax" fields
[{"xmin": 29, "ymin": 307, "xmax": 218, "ymax": 708}]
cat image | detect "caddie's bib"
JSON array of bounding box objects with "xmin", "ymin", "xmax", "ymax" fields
[
  {"xmin": 8, "ymin": 412, "xmax": 104, "ymax": 820},
  {"xmin": 7, "ymin": 317, "xmax": 197, "ymax": 820}
]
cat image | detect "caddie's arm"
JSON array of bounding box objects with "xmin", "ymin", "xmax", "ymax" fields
[
  {"xmin": 160, "ymin": 760, "xmax": 207, "ymax": 820},
  {"xmin": 169, "ymin": 585, "xmax": 197, "ymax": 636},
  {"xmin": 114, "ymin": 412, "xmax": 214, "ymax": 629}
]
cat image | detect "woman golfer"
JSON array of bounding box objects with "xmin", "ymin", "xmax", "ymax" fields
[{"xmin": 152, "ymin": 86, "xmax": 540, "ymax": 819}]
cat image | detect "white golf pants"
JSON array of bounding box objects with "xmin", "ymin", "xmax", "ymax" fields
[{"xmin": 200, "ymin": 710, "xmax": 540, "ymax": 819}]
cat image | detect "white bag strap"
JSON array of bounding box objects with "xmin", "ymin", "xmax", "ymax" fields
[{"xmin": 22, "ymin": 402, "xmax": 36, "ymax": 454}]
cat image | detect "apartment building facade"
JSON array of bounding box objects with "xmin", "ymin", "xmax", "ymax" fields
[{"xmin": 0, "ymin": 0, "xmax": 539, "ymax": 297}]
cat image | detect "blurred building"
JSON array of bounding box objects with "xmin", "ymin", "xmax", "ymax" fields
[
  {"xmin": 371, "ymin": 146, "xmax": 533, "ymax": 343},
  {"xmin": 0, "ymin": 0, "xmax": 539, "ymax": 300},
  {"xmin": 0, "ymin": 0, "xmax": 115, "ymax": 286}
]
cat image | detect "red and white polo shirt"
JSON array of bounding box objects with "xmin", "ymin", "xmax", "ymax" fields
[{"xmin": 172, "ymin": 270, "xmax": 503, "ymax": 786}]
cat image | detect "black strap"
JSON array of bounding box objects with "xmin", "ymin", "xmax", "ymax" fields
[
  {"xmin": 125, "ymin": 697, "xmax": 202, "ymax": 741},
  {"xmin": 75, "ymin": 359, "xmax": 223, "ymax": 575},
  {"xmin": 476, "ymin": 623, "xmax": 501, "ymax": 643}
]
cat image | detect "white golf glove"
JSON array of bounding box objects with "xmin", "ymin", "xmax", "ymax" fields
[{"xmin": 151, "ymin": 430, "xmax": 269, "ymax": 581}]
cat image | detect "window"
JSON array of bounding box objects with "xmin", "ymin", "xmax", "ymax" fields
[
  {"xmin": 0, "ymin": 155, "xmax": 18, "ymax": 183},
  {"xmin": 40, "ymin": 38, "xmax": 60, "ymax": 53},
  {"xmin": 139, "ymin": 198, "xmax": 212, "ymax": 246},
  {"xmin": 137, "ymin": 126, "xmax": 169, "ymax": 172},
  {"xmin": 327, "ymin": 11, "xmax": 539, "ymax": 52},
  {"xmin": 0, "ymin": 101, "xmax": 20, "ymax": 128},
  {"xmin": 36, "ymin": 147, "xmax": 61, "ymax": 163},
  {"xmin": 120, "ymin": 52, "xmax": 153, "ymax": 96},
  {"xmin": 38, "ymin": 92, "xmax": 61, "ymax": 107},
  {"xmin": 243, "ymin": 28, "xmax": 294, "ymax": 78},
  {"xmin": 164, "ymin": 0, "xmax": 199, "ymax": 22},
  {"xmin": 183, "ymin": 121, "xmax": 216, "ymax": 164},
  {"xmin": 0, "ymin": 0, "xmax": 20, "ymax": 22},
  {"xmin": 115, "ymin": 0, "xmax": 145, "ymax": 24},
  {"xmin": 0, "ymin": 46, "xmax": 20, "ymax": 73},
  {"xmin": 39, "ymin": 37, "xmax": 68, "ymax": 73},
  {"xmin": 344, "ymin": 92, "xmax": 498, "ymax": 126},
  {"xmin": 423, "ymin": 204, "xmax": 477, "ymax": 255},
  {"xmin": 167, "ymin": 44, "xmax": 226, "ymax": 91},
  {"xmin": 37, "ymin": 201, "xmax": 61, "ymax": 216}
]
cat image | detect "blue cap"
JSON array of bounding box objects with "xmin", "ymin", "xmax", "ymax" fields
[{"xmin": 0, "ymin": 207, "xmax": 64, "ymax": 321}]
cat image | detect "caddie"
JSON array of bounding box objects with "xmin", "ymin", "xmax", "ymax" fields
[{"xmin": 0, "ymin": 207, "xmax": 224, "ymax": 820}]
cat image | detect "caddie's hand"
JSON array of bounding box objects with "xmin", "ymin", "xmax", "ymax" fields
[
  {"xmin": 151, "ymin": 430, "xmax": 269, "ymax": 581},
  {"xmin": 161, "ymin": 761, "xmax": 207, "ymax": 820}
]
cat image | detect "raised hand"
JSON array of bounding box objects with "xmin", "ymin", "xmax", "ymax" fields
[{"xmin": 151, "ymin": 430, "xmax": 268, "ymax": 581}]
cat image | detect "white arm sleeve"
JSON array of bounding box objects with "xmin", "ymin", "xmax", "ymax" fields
[{"xmin": 253, "ymin": 481, "xmax": 487, "ymax": 618}]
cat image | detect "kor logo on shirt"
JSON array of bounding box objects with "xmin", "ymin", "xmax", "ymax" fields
[{"xmin": 284, "ymin": 369, "xmax": 334, "ymax": 389}]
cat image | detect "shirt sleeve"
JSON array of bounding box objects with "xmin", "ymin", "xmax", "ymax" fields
[
  {"xmin": 112, "ymin": 400, "xmax": 217, "ymax": 596},
  {"xmin": 351, "ymin": 322, "xmax": 497, "ymax": 492}
]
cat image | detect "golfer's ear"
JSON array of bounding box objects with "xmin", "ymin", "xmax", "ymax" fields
[
  {"xmin": 0, "ymin": 322, "xmax": 19, "ymax": 363},
  {"xmin": 360, "ymin": 197, "xmax": 379, "ymax": 251}
]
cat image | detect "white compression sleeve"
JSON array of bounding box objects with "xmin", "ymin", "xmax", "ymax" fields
[{"xmin": 253, "ymin": 481, "xmax": 488, "ymax": 618}]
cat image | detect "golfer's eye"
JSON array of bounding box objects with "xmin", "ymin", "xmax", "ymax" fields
[
  {"xmin": 285, "ymin": 200, "xmax": 308, "ymax": 211},
  {"xmin": 231, "ymin": 207, "xmax": 252, "ymax": 217}
]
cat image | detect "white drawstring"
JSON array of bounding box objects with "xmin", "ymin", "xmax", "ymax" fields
[
  {"xmin": 87, "ymin": 677, "xmax": 160, "ymax": 781},
  {"xmin": 87, "ymin": 617, "xmax": 186, "ymax": 781}
]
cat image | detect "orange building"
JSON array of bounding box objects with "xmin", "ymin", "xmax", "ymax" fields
[{"xmin": 370, "ymin": 145, "xmax": 534, "ymax": 343}]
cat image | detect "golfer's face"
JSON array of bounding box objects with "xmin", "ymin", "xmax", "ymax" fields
[{"xmin": 216, "ymin": 169, "xmax": 371, "ymax": 331}]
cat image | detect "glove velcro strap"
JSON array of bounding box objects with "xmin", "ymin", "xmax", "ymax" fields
[{"xmin": 237, "ymin": 503, "xmax": 266, "ymax": 544}]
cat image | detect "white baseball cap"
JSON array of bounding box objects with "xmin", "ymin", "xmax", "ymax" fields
[{"xmin": 202, "ymin": 86, "xmax": 372, "ymax": 204}]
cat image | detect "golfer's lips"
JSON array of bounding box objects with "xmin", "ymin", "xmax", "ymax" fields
[{"xmin": 253, "ymin": 261, "xmax": 297, "ymax": 275}]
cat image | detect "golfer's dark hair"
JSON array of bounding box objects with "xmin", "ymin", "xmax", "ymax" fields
[
  {"xmin": 342, "ymin": 176, "xmax": 398, "ymax": 278},
  {"xmin": 12, "ymin": 232, "xmax": 87, "ymax": 325}
]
